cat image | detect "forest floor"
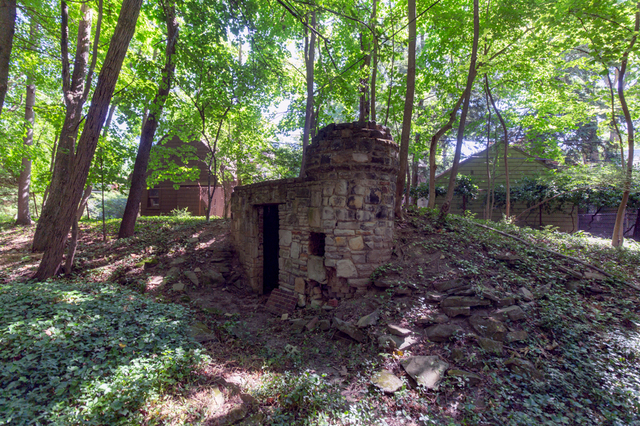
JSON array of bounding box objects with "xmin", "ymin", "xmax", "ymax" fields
[{"xmin": 1, "ymin": 211, "xmax": 640, "ymax": 425}]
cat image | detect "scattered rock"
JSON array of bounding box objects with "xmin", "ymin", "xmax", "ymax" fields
[
  {"xmin": 372, "ymin": 369, "xmax": 404, "ymax": 393},
  {"xmin": 305, "ymin": 316, "xmax": 319, "ymax": 331},
  {"xmin": 219, "ymin": 401, "xmax": 250, "ymax": 426},
  {"xmin": 170, "ymin": 257, "xmax": 186, "ymax": 266},
  {"xmin": 477, "ymin": 337, "xmax": 503, "ymax": 355},
  {"xmin": 204, "ymin": 269, "xmax": 225, "ymax": 287},
  {"xmin": 434, "ymin": 279, "xmax": 468, "ymax": 293},
  {"xmin": 558, "ymin": 265, "xmax": 583, "ymax": 279},
  {"xmin": 535, "ymin": 284, "xmax": 551, "ymax": 298},
  {"xmin": 378, "ymin": 334, "xmax": 404, "ymax": 350},
  {"xmin": 425, "ymin": 324, "xmax": 463, "ymax": 342},
  {"xmin": 148, "ymin": 275, "xmax": 164, "ymax": 287},
  {"xmin": 172, "ymin": 282, "xmax": 185, "ymax": 292},
  {"xmin": 208, "ymin": 385, "xmax": 225, "ymax": 410},
  {"xmin": 583, "ymin": 271, "xmax": 607, "ymax": 281},
  {"xmin": 401, "ymin": 356, "xmax": 449, "ymax": 389},
  {"xmin": 416, "ymin": 314, "xmax": 450, "ymax": 326},
  {"xmin": 184, "ymin": 271, "xmax": 199, "ymax": 286},
  {"xmin": 186, "ymin": 237, "xmax": 199, "ymax": 243},
  {"xmin": 318, "ymin": 320, "xmax": 331, "ymax": 331},
  {"xmin": 520, "ymin": 287, "xmax": 535, "ymax": 301},
  {"xmin": 492, "ymin": 306, "xmax": 526, "ymax": 322},
  {"xmin": 565, "ymin": 280, "xmax": 582, "ymax": 291},
  {"xmin": 506, "ymin": 330, "xmax": 529, "ymax": 343},
  {"xmin": 493, "ymin": 253, "xmax": 522, "ymax": 266},
  {"xmin": 497, "ymin": 296, "xmax": 516, "ymax": 307},
  {"xmin": 297, "ymin": 294, "xmax": 306, "ymax": 307},
  {"xmin": 333, "ymin": 317, "xmax": 366, "ymax": 342},
  {"xmin": 357, "ymin": 310, "xmax": 380, "ymax": 328},
  {"xmin": 442, "ymin": 306, "xmax": 471, "ymax": 317},
  {"xmin": 447, "ymin": 369, "xmax": 482, "ymax": 386},
  {"xmin": 388, "ymin": 324, "xmax": 412, "ymax": 337},
  {"xmin": 441, "ymin": 296, "xmax": 492, "ymax": 308},
  {"xmin": 426, "ymin": 293, "xmax": 446, "ymax": 303},
  {"xmin": 451, "ymin": 348, "xmax": 465, "ymax": 363},
  {"xmin": 468, "ymin": 315, "xmax": 508, "ymax": 341},
  {"xmin": 505, "ymin": 358, "xmax": 543, "ymax": 380},
  {"xmin": 290, "ymin": 318, "xmax": 307, "ymax": 334}
]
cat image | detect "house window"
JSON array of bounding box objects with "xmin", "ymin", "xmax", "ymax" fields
[{"xmin": 148, "ymin": 189, "xmax": 160, "ymax": 208}]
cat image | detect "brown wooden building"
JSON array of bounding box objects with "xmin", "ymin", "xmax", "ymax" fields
[
  {"xmin": 140, "ymin": 136, "xmax": 228, "ymax": 217},
  {"xmin": 434, "ymin": 144, "xmax": 578, "ymax": 232}
]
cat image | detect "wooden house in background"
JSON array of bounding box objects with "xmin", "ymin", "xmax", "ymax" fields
[
  {"xmin": 140, "ymin": 136, "xmax": 229, "ymax": 217},
  {"xmin": 434, "ymin": 144, "xmax": 578, "ymax": 233}
]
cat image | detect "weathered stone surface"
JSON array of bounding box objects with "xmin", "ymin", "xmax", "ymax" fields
[
  {"xmin": 306, "ymin": 316, "xmax": 320, "ymax": 331},
  {"xmin": 290, "ymin": 319, "xmax": 307, "ymax": 334},
  {"xmin": 447, "ymin": 369, "xmax": 482, "ymax": 385},
  {"xmin": 425, "ymin": 324, "xmax": 463, "ymax": 342},
  {"xmin": 378, "ymin": 334, "xmax": 404, "ymax": 350},
  {"xmin": 506, "ymin": 330, "xmax": 529, "ymax": 343},
  {"xmin": 184, "ymin": 271, "xmax": 199, "ymax": 286},
  {"xmin": 170, "ymin": 257, "xmax": 186, "ymax": 266},
  {"xmin": 297, "ymin": 294, "xmax": 306, "ymax": 307},
  {"xmin": 204, "ymin": 269, "xmax": 225, "ymax": 287},
  {"xmin": 434, "ymin": 279, "xmax": 468, "ymax": 293},
  {"xmin": 336, "ymin": 259, "xmax": 357, "ymax": 278},
  {"xmin": 372, "ymin": 369, "xmax": 404, "ymax": 393},
  {"xmin": 348, "ymin": 236, "xmax": 364, "ymax": 251},
  {"xmin": 279, "ymin": 229, "xmax": 292, "ymax": 246},
  {"xmin": 294, "ymin": 277, "xmax": 306, "ymax": 294},
  {"xmin": 469, "ymin": 315, "xmax": 508, "ymax": 341},
  {"xmin": 357, "ymin": 310, "xmax": 380, "ymax": 328},
  {"xmin": 505, "ymin": 358, "xmax": 543, "ymax": 380},
  {"xmin": 492, "ymin": 305, "xmax": 526, "ymax": 322},
  {"xmin": 333, "ymin": 317, "xmax": 366, "ymax": 342},
  {"xmin": 583, "ymin": 271, "xmax": 607, "ymax": 280},
  {"xmin": 209, "ymin": 385, "xmax": 225, "ymax": 409},
  {"xmin": 442, "ymin": 306, "xmax": 471, "ymax": 317},
  {"xmin": 401, "ymin": 356, "xmax": 449, "ymax": 389},
  {"xmin": 520, "ymin": 287, "xmax": 535, "ymax": 301},
  {"xmin": 308, "ymin": 256, "xmax": 326, "ymax": 282},
  {"xmin": 388, "ymin": 324, "xmax": 412, "ymax": 337},
  {"xmin": 477, "ymin": 337, "xmax": 503, "ymax": 355},
  {"xmin": 318, "ymin": 320, "xmax": 331, "ymax": 331},
  {"xmin": 441, "ymin": 296, "xmax": 492, "ymax": 308},
  {"xmin": 172, "ymin": 282, "xmax": 185, "ymax": 291},
  {"xmin": 497, "ymin": 296, "xmax": 516, "ymax": 307}
]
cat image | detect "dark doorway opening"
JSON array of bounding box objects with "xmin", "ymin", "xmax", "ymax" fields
[{"xmin": 263, "ymin": 205, "xmax": 280, "ymax": 294}]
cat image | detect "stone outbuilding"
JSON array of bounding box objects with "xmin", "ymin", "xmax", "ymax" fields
[{"xmin": 230, "ymin": 122, "xmax": 399, "ymax": 309}]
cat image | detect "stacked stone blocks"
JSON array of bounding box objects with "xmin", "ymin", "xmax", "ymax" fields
[{"xmin": 231, "ymin": 122, "xmax": 399, "ymax": 306}]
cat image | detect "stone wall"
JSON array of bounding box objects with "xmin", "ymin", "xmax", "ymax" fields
[{"xmin": 230, "ymin": 122, "xmax": 399, "ymax": 307}]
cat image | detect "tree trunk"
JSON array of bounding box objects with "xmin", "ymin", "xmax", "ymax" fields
[
  {"xmin": 358, "ymin": 31, "xmax": 371, "ymax": 122},
  {"xmin": 440, "ymin": 0, "xmax": 480, "ymax": 218},
  {"xmin": 427, "ymin": 93, "xmax": 465, "ymax": 208},
  {"xmin": 16, "ymin": 20, "xmax": 36, "ymax": 226},
  {"xmin": 118, "ymin": 2, "xmax": 178, "ymax": 238},
  {"xmin": 0, "ymin": 0, "xmax": 16, "ymax": 116},
  {"xmin": 370, "ymin": 0, "xmax": 377, "ymax": 122},
  {"xmin": 34, "ymin": 0, "xmax": 142, "ymax": 280},
  {"xmin": 485, "ymin": 75, "xmax": 510, "ymax": 217},
  {"xmin": 484, "ymin": 82, "xmax": 492, "ymax": 221},
  {"xmin": 393, "ymin": 0, "xmax": 416, "ymax": 221},
  {"xmin": 299, "ymin": 11, "xmax": 316, "ymax": 178},
  {"xmin": 33, "ymin": 2, "xmax": 93, "ymax": 251},
  {"xmin": 411, "ymin": 141, "xmax": 419, "ymax": 205},
  {"xmin": 62, "ymin": 184, "xmax": 92, "ymax": 274},
  {"xmin": 611, "ymin": 4, "xmax": 638, "ymax": 247}
]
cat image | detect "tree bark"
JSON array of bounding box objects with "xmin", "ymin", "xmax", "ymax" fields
[
  {"xmin": 299, "ymin": 11, "xmax": 316, "ymax": 178},
  {"xmin": 118, "ymin": 1, "xmax": 178, "ymax": 238},
  {"xmin": 0, "ymin": 0, "xmax": 16, "ymax": 117},
  {"xmin": 34, "ymin": 0, "xmax": 142, "ymax": 280},
  {"xmin": 33, "ymin": 2, "xmax": 93, "ymax": 251},
  {"xmin": 370, "ymin": 0, "xmax": 378, "ymax": 122},
  {"xmin": 484, "ymin": 81, "xmax": 492, "ymax": 220},
  {"xmin": 440, "ymin": 0, "xmax": 480, "ymax": 218},
  {"xmin": 611, "ymin": 3, "xmax": 638, "ymax": 247},
  {"xmin": 393, "ymin": 0, "xmax": 416, "ymax": 221},
  {"xmin": 485, "ymin": 74, "xmax": 510, "ymax": 217},
  {"xmin": 16, "ymin": 21, "xmax": 37, "ymax": 225},
  {"xmin": 427, "ymin": 93, "xmax": 465, "ymax": 208}
]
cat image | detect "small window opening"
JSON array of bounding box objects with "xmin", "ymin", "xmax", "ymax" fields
[
  {"xmin": 309, "ymin": 232, "xmax": 326, "ymax": 256},
  {"xmin": 148, "ymin": 189, "xmax": 160, "ymax": 208}
]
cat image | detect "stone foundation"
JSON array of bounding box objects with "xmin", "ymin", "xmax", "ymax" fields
[{"xmin": 230, "ymin": 122, "xmax": 399, "ymax": 306}]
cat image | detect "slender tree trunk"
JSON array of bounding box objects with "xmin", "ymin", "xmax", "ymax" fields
[
  {"xmin": 358, "ymin": 31, "xmax": 371, "ymax": 122},
  {"xmin": 17, "ymin": 21, "xmax": 37, "ymax": 225},
  {"xmin": 427, "ymin": 93, "xmax": 465, "ymax": 208},
  {"xmin": 411, "ymin": 140, "xmax": 419, "ymax": 205},
  {"xmin": 611, "ymin": 4, "xmax": 638, "ymax": 247},
  {"xmin": 62, "ymin": 184, "xmax": 92, "ymax": 274},
  {"xmin": 485, "ymin": 75, "xmax": 510, "ymax": 217},
  {"xmin": 484, "ymin": 81, "xmax": 492, "ymax": 221},
  {"xmin": 299, "ymin": 11, "xmax": 316, "ymax": 178},
  {"xmin": 34, "ymin": 0, "xmax": 142, "ymax": 280},
  {"xmin": 33, "ymin": 2, "xmax": 93, "ymax": 251},
  {"xmin": 119, "ymin": 2, "xmax": 178, "ymax": 238},
  {"xmin": 440, "ymin": 0, "xmax": 480, "ymax": 218},
  {"xmin": 370, "ymin": 0, "xmax": 378, "ymax": 122},
  {"xmin": 0, "ymin": 0, "xmax": 16, "ymax": 116}
]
